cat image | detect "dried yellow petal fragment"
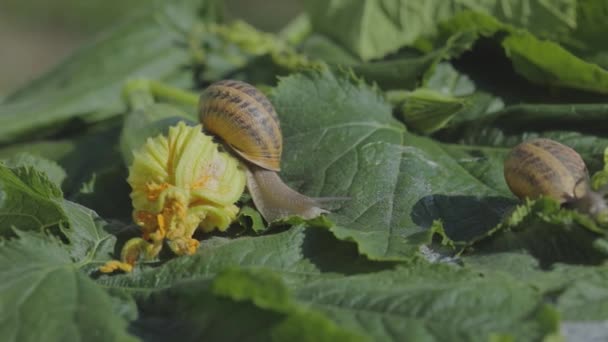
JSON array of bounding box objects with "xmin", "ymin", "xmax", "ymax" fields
[{"xmin": 100, "ymin": 122, "xmax": 246, "ymax": 273}]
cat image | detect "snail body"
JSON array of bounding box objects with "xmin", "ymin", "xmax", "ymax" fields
[
  {"xmin": 245, "ymin": 166, "xmax": 328, "ymax": 221},
  {"xmin": 504, "ymin": 138, "xmax": 607, "ymax": 217},
  {"xmin": 199, "ymin": 80, "xmax": 329, "ymax": 222}
]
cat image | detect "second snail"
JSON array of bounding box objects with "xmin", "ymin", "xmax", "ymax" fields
[{"xmin": 504, "ymin": 138, "xmax": 608, "ymax": 220}]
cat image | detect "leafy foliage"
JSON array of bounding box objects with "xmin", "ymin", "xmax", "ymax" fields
[
  {"xmin": 0, "ymin": 232, "xmax": 136, "ymax": 342},
  {"xmin": 3, "ymin": 0, "xmax": 608, "ymax": 341}
]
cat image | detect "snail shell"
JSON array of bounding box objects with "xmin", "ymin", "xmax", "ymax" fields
[
  {"xmin": 199, "ymin": 80, "xmax": 282, "ymax": 171},
  {"xmin": 199, "ymin": 80, "xmax": 330, "ymax": 222},
  {"xmin": 504, "ymin": 138, "xmax": 589, "ymax": 204}
]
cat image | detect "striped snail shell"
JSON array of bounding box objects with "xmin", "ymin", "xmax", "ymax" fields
[
  {"xmin": 504, "ymin": 138, "xmax": 607, "ymax": 218},
  {"xmin": 199, "ymin": 80, "xmax": 282, "ymax": 171},
  {"xmin": 199, "ymin": 80, "xmax": 329, "ymax": 222}
]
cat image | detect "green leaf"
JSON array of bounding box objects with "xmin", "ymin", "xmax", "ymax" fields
[
  {"xmin": 440, "ymin": 143, "xmax": 512, "ymax": 196},
  {"xmin": 0, "ymin": 119, "xmax": 133, "ymax": 219},
  {"xmin": 462, "ymin": 253, "xmax": 608, "ymax": 325},
  {"xmin": 437, "ymin": 11, "xmax": 608, "ymax": 95},
  {"xmin": 348, "ymin": 31, "xmax": 478, "ymax": 90},
  {"xmin": 297, "ymin": 27, "xmax": 478, "ymax": 91},
  {"xmin": 591, "ymin": 147, "xmax": 608, "ymax": 190},
  {"xmin": 421, "ymin": 61, "xmax": 505, "ymax": 128},
  {"xmin": 391, "ymin": 88, "xmax": 466, "ymax": 134},
  {"xmin": 211, "ymin": 268, "xmax": 367, "ymax": 341},
  {"xmin": 466, "ymin": 198, "xmax": 608, "ymax": 267},
  {"xmin": 293, "ymin": 262, "xmax": 560, "ymax": 342},
  {"xmin": 348, "ymin": 50, "xmax": 443, "ymax": 90},
  {"xmin": 3, "ymin": 153, "xmax": 67, "ymax": 188},
  {"xmin": 59, "ymin": 200, "xmax": 118, "ymax": 274},
  {"xmin": 103, "ymin": 226, "xmax": 388, "ymax": 340},
  {"xmin": 132, "ymin": 270, "xmax": 366, "ymax": 342},
  {"xmin": 0, "ymin": 156, "xmax": 120, "ymax": 272},
  {"xmin": 0, "ymin": 232, "xmax": 136, "ymax": 342},
  {"xmin": 299, "ymin": 34, "xmax": 360, "ymax": 65},
  {"xmin": 211, "ymin": 268, "xmax": 291, "ymax": 309},
  {"xmin": 565, "ymin": 0, "xmax": 608, "ymax": 53},
  {"xmin": 0, "ymin": 164, "xmax": 65, "ymax": 236},
  {"xmin": 503, "ymin": 32, "xmax": 608, "ymax": 94},
  {"xmin": 270, "ymin": 71, "xmax": 512, "ymax": 259},
  {"xmin": 424, "ymin": 62, "xmax": 476, "ymax": 97},
  {"xmin": 131, "ymin": 281, "xmax": 284, "ymax": 342},
  {"xmin": 237, "ymin": 205, "xmax": 267, "ymax": 234},
  {"xmin": 556, "ymin": 268, "xmax": 608, "ymax": 321},
  {"xmin": 99, "ymin": 225, "xmax": 558, "ymax": 341},
  {"xmin": 98, "ymin": 226, "xmax": 395, "ymax": 288},
  {"xmin": 304, "ymin": 0, "xmax": 577, "ymax": 61}
]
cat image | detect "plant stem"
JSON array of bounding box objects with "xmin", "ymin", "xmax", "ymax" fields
[
  {"xmin": 148, "ymin": 80, "xmax": 199, "ymax": 107},
  {"xmin": 123, "ymin": 79, "xmax": 200, "ymax": 110}
]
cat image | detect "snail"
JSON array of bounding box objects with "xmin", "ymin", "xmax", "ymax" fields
[
  {"xmin": 199, "ymin": 79, "xmax": 332, "ymax": 222},
  {"xmin": 504, "ymin": 138, "xmax": 608, "ymax": 218}
]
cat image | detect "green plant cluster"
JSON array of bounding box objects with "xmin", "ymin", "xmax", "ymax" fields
[{"xmin": 1, "ymin": 0, "xmax": 608, "ymax": 341}]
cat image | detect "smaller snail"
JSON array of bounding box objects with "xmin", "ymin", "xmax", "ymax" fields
[
  {"xmin": 504, "ymin": 138, "xmax": 608, "ymax": 218},
  {"xmin": 199, "ymin": 80, "xmax": 334, "ymax": 222}
]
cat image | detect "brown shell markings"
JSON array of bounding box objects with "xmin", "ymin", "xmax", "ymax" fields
[
  {"xmin": 504, "ymin": 138, "xmax": 589, "ymax": 204},
  {"xmin": 199, "ymin": 79, "xmax": 282, "ymax": 171}
]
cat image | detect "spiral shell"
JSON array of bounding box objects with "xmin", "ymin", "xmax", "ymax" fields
[
  {"xmin": 199, "ymin": 80, "xmax": 282, "ymax": 171},
  {"xmin": 504, "ymin": 138, "xmax": 589, "ymax": 203}
]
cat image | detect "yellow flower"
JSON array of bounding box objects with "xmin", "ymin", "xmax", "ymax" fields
[{"xmin": 100, "ymin": 122, "xmax": 246, "ymax": 273}]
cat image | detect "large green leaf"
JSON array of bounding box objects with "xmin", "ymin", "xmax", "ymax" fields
[
  {"xmin": 0, "ymin": 232, "xmax": 136, "ymax": 342},
  {"xmin": 99, "ymin": 226, "xmax": 386, "ymax": 339},
  {"xmin": 132, "ymin": 268, "xmax": 365, "ymax": 342},
  {"xmin": 439, "ymin": 143, "xmax": 511, "ymax": 195},
  {"xmin": 98, "ymin": 225, "xmax": 559, "ymax": 341},
  {"xmin": 556, "ymin": 267, "xmax": 608, "ymax": 321},
  {"xmin": 348, "ymin": 31, "xmax": 476, "ymax": 90},
  {"xmin": 462, "ymin": 252, "xmax": 608, "ymax": 334},
  {"xmin": 304, "ymin": 0, "xmax": 577, "ymax": 61},
  {"xmin": 503, "ymin": 32, "xmax": 608, "ymax": 94},
  {"xmin": 437, "ymin": 11, "xmax": 608, "ymax": 96},
  {"xmin": 97, "ymin": 225, "xmax": 393, "ymax": 289},
  {"xmin": 293, "ymin": 263, "xmax": 560, "ymax": 342},
  {"xmin": 270, "ymin": 71, "xmax": 513, "ymax": 259}
]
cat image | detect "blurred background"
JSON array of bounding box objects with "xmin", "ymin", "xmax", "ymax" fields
[{"xmin": 0, "ymin": 0, "xmax": 300, "ymax": 96}]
